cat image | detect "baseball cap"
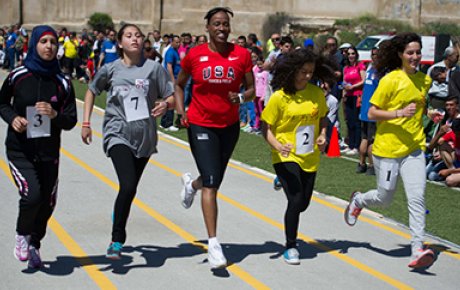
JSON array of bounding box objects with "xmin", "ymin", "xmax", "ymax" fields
[
  {"xmin": 303, "ymin": 38, "xmax": 314, "ymax": 48},
  {"xmin": 339, "ymin": 43, "xmax": 352, "ymax": 49}
]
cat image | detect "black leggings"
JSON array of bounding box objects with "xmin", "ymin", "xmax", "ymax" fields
[
  {"xmin": 187, "ymin": 122, "xmax": 239, "ymax": 188},
  {"xmin": 274, "ymin": 162, "xmax": 316, "ymax": 249},
  {"xmin": 8, "ymin": 151, "xmax": 59, "ymax": 249},
  {"xmin": 109, "ymin": 144, "xmax": 149, "ymax": 243}
]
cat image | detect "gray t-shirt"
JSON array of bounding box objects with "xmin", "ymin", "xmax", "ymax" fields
[{"xmin": 90, "ymin": 58, "xmax": 174, "ymax": 158}]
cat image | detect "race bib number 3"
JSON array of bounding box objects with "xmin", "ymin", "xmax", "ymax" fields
[
  {"xmin": 26, "ymin": 106, "xmax": 50, "ymax": 139},
  {"xmin": 295, "ymin": 125, "xmax": 314, "ymax": 155},
  {"xmin": 123, "ymin": 80, "xmax": 150, "ymax": 122}
]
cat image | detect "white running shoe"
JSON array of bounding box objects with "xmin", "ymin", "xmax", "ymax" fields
[
  {"xmin": 344, "ymin": 191, "xmax": 362, "ymax": 226},
  {"xmin": 208, "ymin": 242, "xmax": 227, "ymax": 269},
  {"xmin": 181, "ymin": 173, "xmax": 197, "ymax": 209},
  {"xmin": 14, "ymin": 234, "xmax": 29, "ymax": 262},
  {"xmin": 345, "ymin": 148, "xmax": 358, "ymax": 155},
  {"xmin": 165, "ymin": 125, "xmax": 179, "ymax": 132}
]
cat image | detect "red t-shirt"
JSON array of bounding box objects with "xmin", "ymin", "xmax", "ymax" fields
[
  {"xmin": 442, "ymin": 130, "xmax": 460, "ymax": 161},
  {"xmin": 86, "ymin": 59, "xmax": 95, "ymax": 78},
  {"xmin": 181, "ymin": 43, "xmax": 252, "ymax": 128}
]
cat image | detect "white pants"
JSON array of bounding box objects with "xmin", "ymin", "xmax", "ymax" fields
[{"xmin": 355, "ymin": 150, "xmax": 426, "ymax": 255}]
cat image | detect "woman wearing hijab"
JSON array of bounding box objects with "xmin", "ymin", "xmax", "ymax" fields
[{"xmin": 0, "ymin": 25, "xmax": 77, "ymax": 269}]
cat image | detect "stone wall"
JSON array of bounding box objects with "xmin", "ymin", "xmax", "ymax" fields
[{"xmin": 1, "ymin": 0, "xmax": 459, "ymax": 40}]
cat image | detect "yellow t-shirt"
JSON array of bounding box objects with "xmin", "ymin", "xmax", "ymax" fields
[
  {"xmin": 370, "ymin": 69, "xmax": 432, "ymax": 158},
  {"xmin": 63, "ymin": 39, "xmax": 78, "ymax": 58},
  {"xmin": 261, "ymin": 84, "xmax": 328, "ymax": 172}
]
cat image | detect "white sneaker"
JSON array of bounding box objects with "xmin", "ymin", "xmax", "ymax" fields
[
  {"xmin": 344, "ymin": 191, "xmax": 362, "ymax": 226},
  {"xmin": 165, "ymin": 125, "xmax": 179, "ymax": 132},
  {"xmin": 14, "ymin": 234, "xmax": 29, "ymax": 262},
  {"xmin": 181, "ymin": 173, "xmax": 197, "ymax": 209},
  {"xmin": 208, "ymin": 242, "xmax": 227, "ymax": 269},
  {"xmin": 345, "ymin": 148, "xmax": 358, "ymax": 155}
]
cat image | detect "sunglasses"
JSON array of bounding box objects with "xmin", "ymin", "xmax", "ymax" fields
[
  {"xmin": 272, "ymin": 38, "xmax": 280, "ymax": 42},
  {"xmin": 347, "ymin": 52, "xmax": 356, "ymax": 55}
]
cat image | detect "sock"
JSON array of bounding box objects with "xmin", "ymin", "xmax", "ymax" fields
[
  {"xmin": 186, "ymin": 181, "xmax": 195, "ymax": 193},
  {"xmin": 208, "ymin": 237, "xmax": 219, "ymax": 247}
]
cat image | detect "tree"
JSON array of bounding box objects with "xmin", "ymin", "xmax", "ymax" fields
[{"xmin": 88, "ymin": 12, "xmax": 114, "ymax": 32}]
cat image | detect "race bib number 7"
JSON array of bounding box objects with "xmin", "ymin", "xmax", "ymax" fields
[
  {"xmin": 123, "ymin": 80, "xmax": 150, "ymax": 122},
  {"xmin": 295, "ymin": 125, "xmax": 314, "ymax": 155},
  {"xmin": 26, "ymin": 106, "xmax": 50, "ymax": 139}
]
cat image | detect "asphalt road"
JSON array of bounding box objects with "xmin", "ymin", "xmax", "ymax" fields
[{"xmin": 0, "ymin": 70, "xmax": 459, "ymax": 289}]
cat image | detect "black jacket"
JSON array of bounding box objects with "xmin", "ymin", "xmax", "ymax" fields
[{"xmin": 0, "ymin": 67, "xmax": 77, "ymax": 161}]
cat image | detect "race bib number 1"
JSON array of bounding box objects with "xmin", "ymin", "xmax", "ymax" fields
[
  {"xmin": 295, "ymin": 125, "xmax": 314, "ymax": 154},
  {"xmin": 123, "ymin": 79, "xmax": 150, "ymax": 122},
  {"xmin": 26, "ymin": 106, "xmax": 50, "ymax": 139},
  {"xmin": 378, "ymin": 159, "xmax": 399, "ymax": 191}
]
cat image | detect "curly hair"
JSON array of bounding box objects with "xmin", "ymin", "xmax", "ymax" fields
[
  {"xmin": 374, "ymin": 32, "xmax": 422, "ymax": 76},
  {"xmin": 271, "ymin": 48, "xmax": 336, "ymax": 95}
]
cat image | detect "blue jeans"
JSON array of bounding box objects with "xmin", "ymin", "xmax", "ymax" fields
[
  {"xmin": 239, "ymin": 101, "xmax": 256, "ymax": 127},
  {"xmin": 344, "ymin": 96, "xmax": 361, "ymax": 149},
  {"xmin": 160, "ymin": 110, "xmax": 174, "ymax": 128},
  {"xmin": 184, "ymin": 77, "xmax": 192, "ymax": 107},
  {"xmin": 7, "ymin": 47, "xmax": 15, "ymax": 71}
]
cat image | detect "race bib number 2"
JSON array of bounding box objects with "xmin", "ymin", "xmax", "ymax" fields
[
  {"xmin": 26, "ymin": 106, "xmax": 50, "ymax": 139},
  {"xmin": 295, "ymin": 125, "xmax": 314, "ymax": 154}
]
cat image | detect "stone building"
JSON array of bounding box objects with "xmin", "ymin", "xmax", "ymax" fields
[{"xmin": 1, "ymin": 0, "xmax": 459, "ymax": 40}]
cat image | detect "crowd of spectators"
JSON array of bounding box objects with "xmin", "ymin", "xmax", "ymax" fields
[{"xmin": 1, "ymin": 21, "xmax": 460, "ymax": 188}]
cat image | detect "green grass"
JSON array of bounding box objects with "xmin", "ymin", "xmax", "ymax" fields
[{"xmin": 73, "ymin": 80, "xmax": 460, "ymax": 246}]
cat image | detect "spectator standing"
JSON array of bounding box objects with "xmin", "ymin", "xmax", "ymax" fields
[
  {"xmin": 357, "ymin": 47, "xmax": 379, "ymax": 175},
  {"xmin": 342, "ymin": 46, "xmax": 366, "ymax": 155},
  {"xmin": 6, "ymin": 25, "xmax": 18, "ymax": 71},
  {"xmin": 98, "ymin": 29, "xmax": 118, "ymax": 69},
  {"xmin": 161, "ymin": 35, "xmax": 181, "ymax": 132},
  {"xmin": 62, "ymin": 32, "xmax": 79, "ymax": 77}
]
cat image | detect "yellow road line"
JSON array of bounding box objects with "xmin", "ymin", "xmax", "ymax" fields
[
  {"xmin": 161, "ymin": 134, "xmax": 460, "ymax": 261},
  {"xmin": 81, "ymin": 126, "xmax": 415, "ymax": 288},
  {"xmin": 0, "ymin": 159, "xmax": 116, "ymax": 290},
  {"xmin": 150, "ymin": 155, "xmax": 412, "ymax": 289},
  {"xmin": 60, "ymin": 148, "xmax": 270, "ymax": 290}
]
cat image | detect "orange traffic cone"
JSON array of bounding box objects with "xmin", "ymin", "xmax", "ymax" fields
[{"xmin": 327, "ymin": 126, "xmax": 341, "ymax": 158}]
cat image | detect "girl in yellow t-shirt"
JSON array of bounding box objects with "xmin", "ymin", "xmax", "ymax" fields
[
  {"xmin": 344, "ymin": 33, "xmax": 435, "ymax": 269},
  {"xmin": 261, "ymin": 48, "xmax": 335, "ymax": 265}
]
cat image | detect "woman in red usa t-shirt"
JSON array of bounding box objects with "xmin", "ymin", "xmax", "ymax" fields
[{"xmin": 175, "ymin": 6, "xmax": 254, "ymax": 269}]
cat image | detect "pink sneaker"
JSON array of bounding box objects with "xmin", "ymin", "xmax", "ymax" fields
[
  {"xmin": 14, "ymin": 235, "xmax": 29, "ymax": 262},
  {"xmin": 408, "ymin": 248, "xmax": 435, "ymax": 268}
]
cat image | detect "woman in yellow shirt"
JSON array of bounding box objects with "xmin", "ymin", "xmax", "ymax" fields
[
  {"xmin": 344, "ymin": 32, "xmax": 435, "ymax": 269},
  {"xmin": 261, "ymin": 48, "xmax": 335, "ymax": 265}
]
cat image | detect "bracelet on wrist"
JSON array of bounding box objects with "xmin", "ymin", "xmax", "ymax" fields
[{"xmin": 82, "ymin": 121, "xmax": 91, "ymax": 128}]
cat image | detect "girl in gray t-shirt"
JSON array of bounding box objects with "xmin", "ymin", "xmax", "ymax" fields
[{"xmin": 81, "ymin": 23, "xmax": 174, "ymax": 259}]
